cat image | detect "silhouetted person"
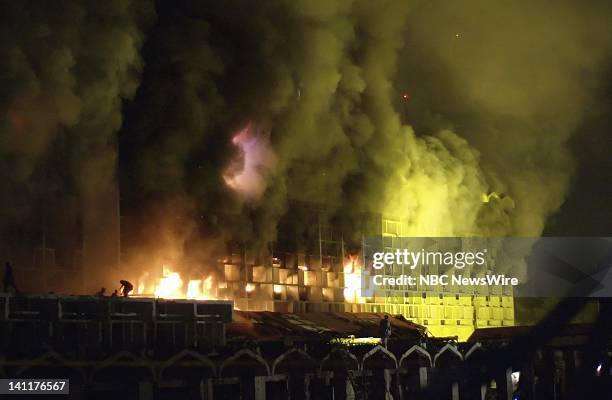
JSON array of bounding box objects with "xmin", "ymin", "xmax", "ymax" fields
[
  {"xmin": 3, "ymin": 262, "xmax": 19, "ymax": 293},
  {"xmin": 111, "ymin": 289, "xmax": 118, "ymax": 297},
  {"xmin": 379, "ymin": 315, "xmax": 391, "ymax": 348},
  {"xmin": 95, "ymin": 287, "xmax": 106, "ymax": 297},
  {"xmin": 119, "ymin": 280, "xmax": 133, "ymax": 297}
]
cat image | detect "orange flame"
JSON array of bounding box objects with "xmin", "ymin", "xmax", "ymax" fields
[
  {"xmin": 155, "ymin": 266, "xmax": 183, "ymax": 298},
  {"xmin": 343, "ymin": 255, "xmax": 365, "ymax": 303},
  {"xmin": 138, "ymin": 265, "xmax": 217, "ymax": 300}
]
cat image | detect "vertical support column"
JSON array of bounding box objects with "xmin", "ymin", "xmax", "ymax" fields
[
  {"xmin": 254, "ymin": 376, "xmax": 266, "ymax": 400},
  {"xmin": 554, "ymin": 349, "xmax": 566, "ymax": 398},
  {"xmin": 451, "ymin": 381, "xmax": 460, "ymax": 400},
  {"xmin": 419, "ymin": 366, "xmax": 428, "ymax": 390},
  {"xmin": 383, "ymin": 369, "xmax": 397, "ymax": 399},
  {"xmin": 206, "ymin": 378, "xmax": 215, "ymax": 400},
  {"xmin": 304, "ymin": 374, "xmax": 311, "ymax": 400},
  {"xmin": 387, "ymin": 369, "xmax": 401, "ymax": 400}
]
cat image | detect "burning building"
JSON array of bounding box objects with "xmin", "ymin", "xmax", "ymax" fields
[
  {"xmin": 124, "ymin": 203, "xmax": 514, "ymax": 342},
  {"xmin": 4, "ymin": 194, "xmax": 512, "ymax": 341},
  {"xmin": 3, "ymin": 0, "xmax": 610, "ymax": 346}
]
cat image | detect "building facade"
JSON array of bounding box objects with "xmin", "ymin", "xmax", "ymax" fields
[{"xmin": 219, "ymin": 209, "xmax": 514, "ymax": 341}]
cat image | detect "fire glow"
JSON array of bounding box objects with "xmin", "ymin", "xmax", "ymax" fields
[
  {"xmin": 135, "ymin": 256, "xmax": 366, "ymax": 305},
  {"xmin": 223, "ymin": 123, "xmax": 276, "ymax": 201},
  {"xmin": 343, "ymin": 255, "xmax": 365, "ymax": 303},
  {"xmin": 137, "ymin": 265, "xmax": 217, "ymax": 300}
]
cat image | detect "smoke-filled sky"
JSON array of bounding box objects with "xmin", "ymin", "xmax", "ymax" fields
[{"xmin": 1, "ymin": 0, "xmax": 611, "ymax": 274}]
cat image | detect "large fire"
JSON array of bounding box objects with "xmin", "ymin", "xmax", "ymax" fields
[
  {"xmin": 137, "ymin": 265, "xmax": 217, "ymax": 300},
  {"xmin": 135, "ymin": 256, "xmax": 365, "ymax": 305}
]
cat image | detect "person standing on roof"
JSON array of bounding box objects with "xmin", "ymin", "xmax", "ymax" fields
[{"xmin": 379, "ymin": 315, "xmax": 391, "ymax": 348}]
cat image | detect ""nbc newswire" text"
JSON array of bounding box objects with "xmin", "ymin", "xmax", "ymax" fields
[{"xmin": 372, "ymin": 274, "xmax": 519, "ymax": 286}]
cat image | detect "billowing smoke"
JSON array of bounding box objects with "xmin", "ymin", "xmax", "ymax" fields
[
  {"xmin": 1, "ymin": 1, "xmax": 611, "ymax": 290},
  {"xmin": 397, "ymin": 0, "xmax": 612, "ymax": 235},
  {"xmin": 124, "ymin": 0, "xmax": 611, "ymax": 243},
  {"xmin": 0, "ymin": 0, "xmax": 154, "ymax": 288}
]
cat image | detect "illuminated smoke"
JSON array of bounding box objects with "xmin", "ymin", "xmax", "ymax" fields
[
  {"xmin": 223, "ymin": 124, "xmax": 277, "ymax": 202},
  {"xmin": 120, "ymin": 0, "xmax": 612, "ymax": 282}
]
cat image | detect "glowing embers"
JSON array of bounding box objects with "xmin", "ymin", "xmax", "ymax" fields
[{"xmin": 223, "ymin": 123, "xmax": 277, "ymax": 201}]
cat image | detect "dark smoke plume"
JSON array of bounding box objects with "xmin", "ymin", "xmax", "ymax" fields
[{"xmin": 0, "ymin": 0, "xmax": 154, "ymax": 285}]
